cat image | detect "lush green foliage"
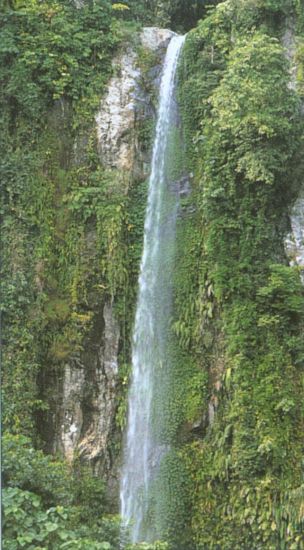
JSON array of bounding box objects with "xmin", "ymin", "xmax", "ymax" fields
[
  {"xmin": 3, "ymin": 487, "xmax": 117, "ymax": 550},
  {"xmin": 176, "ymin": 1, "xmax": 304, "ymax": 547},
  {"xmin": 2, "ymin": 434, "xmax": 122, "ymax": 549},
  {"xmin": 112, "ymin": 0, "xmax": 215, "ymax": 31},
  {"xmin": 2, "ymin": 0, "xmax": 304, "ymax": 548},
  {"xmin": 0, "ymin": 0, "xmax": 117, "ymax": 118},
  {"xmin": 3, "ymin": 433, "xmax": 72, "ymax": 505}
]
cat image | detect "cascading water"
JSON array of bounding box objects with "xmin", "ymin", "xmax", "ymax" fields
[{"xmin": 120, "ymin": 34, "xmax": 186, "ymax": 544}]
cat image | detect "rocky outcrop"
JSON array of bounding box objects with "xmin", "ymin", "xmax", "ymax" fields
[
  {"xmin": 283, "ymin": 20, "xmax": 304, "ymax": 282},
  {"xmin": 285, "ymin": 193, "xmax": 304, "ymax": 283},
  {"xmin": 58, "ymin": 302, "xmax": 119, "ymax": 473},
  {"xmin": 141, "ymin": 27, "xmax": 175, "ymax": 51},
  {"xmin": 96, "ymin": 49, "xmax": 140, "ymax": 172},
  {"xmin": 60, "ymin": 363, "xmax": 85, "ymax": 463},
  {"xmin": 73, "ymin": 0, "xmax": 85, "ymax": 8},
  {"xmin": 96, "ymin": 27, "xmax": 175, "ymax": 175},
  {"xmin": 282, "ymin": 19, "xmax": 297, "ymax": 91}
]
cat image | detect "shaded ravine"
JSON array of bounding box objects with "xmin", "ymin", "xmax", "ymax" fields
[{"xmin": 120, "ymin": 34, "xmax": 185, "ymax": 544}]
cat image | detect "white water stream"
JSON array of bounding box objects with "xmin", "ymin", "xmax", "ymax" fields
[{"xmin": 120, "ymin": 34, "xmax": 185, "ymax": 544}]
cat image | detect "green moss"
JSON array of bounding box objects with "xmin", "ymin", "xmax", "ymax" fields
[{"xmin": 44, "ymin": 298, "xmax": 70, "ymax": 323}]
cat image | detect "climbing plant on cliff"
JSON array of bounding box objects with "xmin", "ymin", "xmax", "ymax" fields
[{"xmin": 177, "ymin": 1, "xmax": 304, "ymax": 548}]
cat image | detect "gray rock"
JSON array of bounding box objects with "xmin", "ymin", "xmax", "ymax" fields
[
  {"xmin": 140, "ymin": 27, "xmax": 176, "ymax": 52},
  {"xmin": 282, "ymin": 19, "xmax": 297, "ymax": 91},
  {"xmin": 282, "ymin": 20, "xmax": 304, "ymax": 282},
  {"xmin": 58, "ymin": 302, "xmax": 120, "ymax": 474},
  {"xmin": 73, "ymin": 0, "xmax": 85, "ymax": 8},
  {"xmin": 96, "ymin": 48, "xmax": 140, "ymax": 171},
  {"xmin": 285, "ymin": 194, "xmax": 304, "ymax": 283},
  {"xmin": 96, "ymin": 27, "xmax": 175, "ymax": 173}
]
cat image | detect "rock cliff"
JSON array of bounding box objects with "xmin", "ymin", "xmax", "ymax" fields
[
  {"xmin": 283, "ymin": 20, "xmax": 304, "ymax": 282},
  {"xmin": 50, "ymin": 28, "xmax": 175, "ymax": 490}
]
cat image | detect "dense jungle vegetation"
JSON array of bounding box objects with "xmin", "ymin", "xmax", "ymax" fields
[
  {"xmin": 1, "ymin": 0, "xmax": 304, "ymax": 548},
  {"xmin": 176, "ymin": 1, "xmax": 304, "ymax": 547}
]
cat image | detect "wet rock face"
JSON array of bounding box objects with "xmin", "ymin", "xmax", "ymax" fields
[
  {"xmin": 60, "ymin": 364, "xmax": 85, "ymax": 463},
  {"xmin": 73, "ymin": 0, "xmax": 85, "ymax": 7},
  {"xmin": 58, "ymin": 302, "xmax": 120, "ymax": 473},
  {"xmin": 96, "ymin": 27, "xmax": 175, "ymax": 174},
  {"xmin": 96, "ymin": 49, "xmax": 140, "ymax": 172},
  {"xmin": 282, "ymin": 20, "xmax": 297, "ymax": 91},
  {"xmin": 140, "ymin": 27, "xmax": 176, "ymax": 51},
  {"xmin": 78, "ymin": 301, "xmax": 120, "ymax": 472},
  {"xmin": 285, "ymin": 193, "xmax": 304, "ymax": 283},
  {"xmin": 282, "ymin": 20, "xmax": 304, "ymax": 283}
]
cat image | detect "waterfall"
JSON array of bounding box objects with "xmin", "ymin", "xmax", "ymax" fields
[{"xmin": 120, "ymin": 34, "xmax": 185, "ymax": 544}]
